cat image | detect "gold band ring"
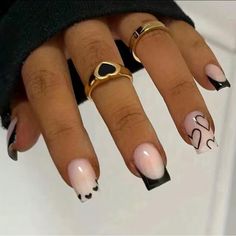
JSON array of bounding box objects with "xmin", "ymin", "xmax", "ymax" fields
[
  {"xmin": 129, "ymin": 20, "xmax": 170, "ymax": 62},
  {"xmin": 85, "ymin": 62, "xmax": 133, "ymax": 100}
]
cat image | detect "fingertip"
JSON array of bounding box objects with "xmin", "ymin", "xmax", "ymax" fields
[
  {"xmin": 15, "ymin": 113, "xmax": 40, "ymax": 152},
  {"xmin": 205, "ymin": 63, "xmax": 231, "ymax": 91}
]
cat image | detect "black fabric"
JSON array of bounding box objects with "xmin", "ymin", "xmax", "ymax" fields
[
  {"xmin": 0, "ymin": 0, "xmax": 15, "ymax": 17},
  {"xmin": 0, "ymin": 0, "xmax": 194, "ymax": 129}
]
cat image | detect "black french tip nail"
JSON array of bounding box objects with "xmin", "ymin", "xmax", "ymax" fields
[
  {"xmin": 7, "ymin": 125, "xmax": 17, "ymax": 161},
  {"xmin": 207, "ymin": 76, "xmax": 231, "ymax": 91},
  {"xmin": 139, "ymin": 167, "xmax": 171, "ymax": 191}
]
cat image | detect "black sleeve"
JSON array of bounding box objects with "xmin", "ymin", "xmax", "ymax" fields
[
  {"xmin": 0, "ymin": 0, "xmax": 194, "ymax": 129},
  {"xmin": 0, "ymin": 0, "xmax": 15, "ymax": 17}
]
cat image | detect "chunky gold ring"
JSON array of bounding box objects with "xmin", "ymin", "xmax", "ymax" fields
[
  {"xmin": 129, "ymin": 20, "xmax": 170, "ymax": 62},
  {"xmin": 85, "ymin": 62, "xmax": 133, "ymax": 100}
]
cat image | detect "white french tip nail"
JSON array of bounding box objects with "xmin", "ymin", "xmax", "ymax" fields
[
  {"xmin": 184, "ymin": 111, "xmax": 218, "ymax": 154},
  {"xmin": 68, "ymin": 159, "xmax": 99, "ymax": 202}
]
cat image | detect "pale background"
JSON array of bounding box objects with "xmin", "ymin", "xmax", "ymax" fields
[{"xmin": 0, "ymin": 1, "xmax": 236, "ymax": 235}]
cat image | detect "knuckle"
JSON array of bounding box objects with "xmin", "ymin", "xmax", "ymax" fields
[
  {"xmin": 111, "ymin": 104, "xmax": 147, "ymax": 133},
  {"xmin": 45, "ymin": 119, "xmax": 79, "ymax": 145},
  {"xmin": 190, "ymin": 35, "xmax": 206, "ymax": 50},
  {"xmin": 23, "ymin": 69, "xmax": 65, "ymax": 100},
  {"xmin": 168, "ymin": 80, "xmax": 195, "ymax": 97},
  {"xmin": 80, "ymin": 35, "xmax": 116, "ymax": 72},
  {"xmin": 82, "ymin": 34, "xmax": 107, "ymax": 54}
]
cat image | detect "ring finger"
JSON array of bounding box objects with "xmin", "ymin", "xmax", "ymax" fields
[
  {"xmin": 111, "ymin": 13, "xmax": 218, "ymax": 153},
  {"xmin": 64, "ymin": 18, "xmax": 171, "ymax": 190}
]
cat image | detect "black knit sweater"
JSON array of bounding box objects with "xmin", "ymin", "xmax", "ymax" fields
[{"xmin": 0, "ymin": 0, "xmax": 194, "ymax": 129}]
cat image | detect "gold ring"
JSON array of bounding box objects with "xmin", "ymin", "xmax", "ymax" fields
[
  {"xmin": 129, "ymin": 20, "xmax": 170, "ymax": 62},
  {"xmin": 85, "ymin": 62, "xmax": 133, "ymax": 100}
]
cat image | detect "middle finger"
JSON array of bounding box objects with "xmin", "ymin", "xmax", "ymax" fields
[{"xmin": 64, "ymin": 18, "xmax": 171, "ymax": 190}]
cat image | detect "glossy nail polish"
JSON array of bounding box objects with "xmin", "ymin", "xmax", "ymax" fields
[
  {"xmin": 7, "ymin": 117, "xmax": 18, "ymax": 161},
  {"xmin": 133, "ymin": 142, "xmax": 170, "ymax": 190},
  {"xmin": 205, "ymin": 64, "xmax": 231, "ymax": 91},
  {"xmin": 184, "ymin": 111, "xmax": 218, "ymax": 154},
  {"xmin": 68, "ymin": 159, "xmax": 99, "ymax": 202}
]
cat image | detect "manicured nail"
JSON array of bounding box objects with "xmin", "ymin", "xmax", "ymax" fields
[
  {"xmin": 68, "ymin": 159, "xmax": 99, "ymax": 202},
  {"xmin": 133, "ymin": 142, "xmax": 171, "ymax": 191},
  {"xmin": 184, "ymin": 111, "xmax": 218, "ymax": 154},
  {"xmin": 205, "ymin": 64, "xmax": 231, "ymax": 91},
  {"xmin": 7, "ymin": 117, "xmax": 18, "ymax": 161}
]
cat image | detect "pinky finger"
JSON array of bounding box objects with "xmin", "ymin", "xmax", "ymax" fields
[
  {"xmin": 7, "ymin": 100, "xmax": 40, "ymax": 161},
  {"xmin": 165, "ymin": 20, "xmax": 231, "ymax": 91}
]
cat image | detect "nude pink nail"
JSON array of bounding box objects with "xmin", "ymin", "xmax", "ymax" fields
[
  {"xmin": 133, "ymin": 143, "xmax": 164, "ymax": 179},
  {"xmin": 133, "ymin": 142, "xmax": 170, "ymax": 190},
  {"xmin": 68, "ymin": 159, "xmax": 98, "ymax": 202},
  {"xmin": 184, "ymin": 111, "xmax": 218, "ymax": 154}
]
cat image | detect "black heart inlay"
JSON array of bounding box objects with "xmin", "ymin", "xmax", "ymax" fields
[
  {"xmin": 98, "ymin": 63, "xmax": 116, "ymax": 76},
  {"xmin": 195, "ymin": 115, "xmax": 210, "ymax": 131},
  {"xmin": 93, "ymin": 186, "xmax": 98, "ymax": 191},
  {"xmin": 188, "ymin": 128, "xmax": 202, "ymax": 150},
  {"xmin": 85, "ymin": 193, "xmax": 92, "ymax": 199}
]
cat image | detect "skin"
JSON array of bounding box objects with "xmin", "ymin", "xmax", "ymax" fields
[{"xmin": 10, "ymin": 13, "xmax": 222, "ymax": 187}]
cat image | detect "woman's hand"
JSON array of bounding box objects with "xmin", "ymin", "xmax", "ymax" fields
[{"xmin": 7, "ymin": 13, "xmax": 230, "ymax": 202}]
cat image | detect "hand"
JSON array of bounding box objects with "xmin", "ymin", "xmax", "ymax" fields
[{"xmin": 7, "ymin": 13, "xmax": 230, "ymax": 202}]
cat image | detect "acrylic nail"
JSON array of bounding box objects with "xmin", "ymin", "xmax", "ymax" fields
[
  {"xmin": 133, "ymin": 142, "xmax": 171, "ymax": 191},
  {"xmin": 205, "ymin": 64, "xmax": 231, "ymax": 91},
  {"xmin": 184, "ymin": 111, "xmax": 218, "ymax": 154},
  {"xmin": 68, "ymin": 159, "xmax": 99, "ymax": 202},
  {"xmin": 7, "ymin": 117, "xmax": 18, "ymax": 161}
]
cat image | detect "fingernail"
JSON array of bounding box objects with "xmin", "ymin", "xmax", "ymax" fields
[
  {"xmin": 133, "ymin": 142, "xmax": 171, "ymax": 191},
  {"xmin": 205, "ymin": 64, "xmax": 231, "ymax": 91},
  {"xmin": 7, "ymin": 117, "xmax": 18, "ymax": 161},
  {"xmin": 68, "ymin": 159, "xmax": 99, "ymax": 202},
  {"xmin": 184, "ymin": 111, "xmax": 218, "ymax": 154}
]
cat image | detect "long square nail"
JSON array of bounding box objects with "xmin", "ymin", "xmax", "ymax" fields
[{"xmin": 133, "ymin": 142, "xmax": 171, "ymax": 190}]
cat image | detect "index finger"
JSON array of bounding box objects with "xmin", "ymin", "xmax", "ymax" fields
[{"xmin": 21, "ymin": 36, "xmax": 100, "ymax": 202}]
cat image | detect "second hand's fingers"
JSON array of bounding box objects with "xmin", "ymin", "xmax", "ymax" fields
[
  {"xmin": 21, "ymin": 36, "xmax": 100, "ymax": 202},
  {"xmin": 64, "ymin": 19, "xmax": 171, "ymax": 190},
  {"xmin": 163, "ymin": 20, "xmax": 231, "ymax": 91},
  {"xmin": 112, "ymin": 13, "xmax": 218, "ymax": 154},
  {"xmin": 7, "ymin": 99, "xmax": 40, "ymax": 161}
]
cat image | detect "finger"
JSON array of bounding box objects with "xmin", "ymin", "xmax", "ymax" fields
[
  {"xmin": 112, "ymin": 13, "xmax": 218, "ymax": 154},
  {"xmin": 64, "ymin": 18, "xmax": 171, "ymax": 190},
  {"xmin": 6, "ymin": 83, "xmax": 40, "ymax": 160},
  {"xmin": 21, "ymin": 36, "xmax": 100, "ymax": 202},
  {"xmin": 163, "ymin": 20, "xmax": 231, "ymax": 91},
  {"xmin": 7, "ymin": 99, "xmax": 41, "ymax": 161}
]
